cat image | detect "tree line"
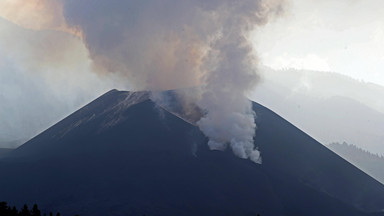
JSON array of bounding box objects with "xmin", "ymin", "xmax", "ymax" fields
[{"xmin": 0, "ymin": 202, "xmax": 78, "ymax": 216}]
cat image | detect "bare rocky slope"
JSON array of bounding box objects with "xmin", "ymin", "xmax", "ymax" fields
[{"xmin": 1, "ymin": 89, "xmax": 384, "ymax": 216}]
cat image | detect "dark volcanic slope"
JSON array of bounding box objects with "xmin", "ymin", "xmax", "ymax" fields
[
  {"xmin": 328, "ymin": 142, "xmax": 384, "ymax": 184},
  {"xmin": 1, "ymin": 89, "xmax": 384, "ymax": 216},
  {"xmin": 0, "ymin": 148, "xmax": 13, "ymax": 158},
  {"xmin": 253, "ymin": 102, "xmax": 384, "ymax": 214}
]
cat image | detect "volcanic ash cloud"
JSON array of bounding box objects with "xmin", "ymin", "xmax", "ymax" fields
[{"xmin": 2, "ymin": 0, "xmax": 287, "ymax": 163}]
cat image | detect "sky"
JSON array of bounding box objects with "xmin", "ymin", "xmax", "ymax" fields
[
  {"xmin": 0, "ymin": 0, "xmax": 383, "ymax": 153},
  {"xmin": 0, "ymin": 13, "xmax": 119, "ymax": 143},
  {"xmin": 252, "ymin": 0, "xmax": 384, "ymax": 86}
]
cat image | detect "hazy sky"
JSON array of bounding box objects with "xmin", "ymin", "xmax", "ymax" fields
[
  {"xmin": 0, "ymin": 15, "xmax": 118, "ymax": 143},
  {"xmin": 0, "ymin": 0, "xmax": 383, "ymax": 151},
  {"xmin": 253, "ymin": 0, "xmax": 384, "ymax": 86}
]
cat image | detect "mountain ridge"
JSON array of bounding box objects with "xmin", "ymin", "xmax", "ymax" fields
[
  {"xmin": 328, "ymin": 142, "xmax": 384, "ymax": 184},
  {"xmin": 1, "ymin": 89, "xmax": 384, "ymax": 216}
]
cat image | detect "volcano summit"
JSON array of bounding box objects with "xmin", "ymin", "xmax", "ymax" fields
[{"xmin": 1, "ymin": 90, "xmax": 384, "ymax": 216}]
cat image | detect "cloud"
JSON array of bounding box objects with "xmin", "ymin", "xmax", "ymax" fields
[
  {"xmin": 0, "ymin": 17, "xmax": 115, "ymax": 144},
  {"xmin": 0, "ymin": 0, "xmax": 79, "ymax": 35},
  {"xmin": 0, "ymin": 0, "xmax": 287, "ymax": 162}
]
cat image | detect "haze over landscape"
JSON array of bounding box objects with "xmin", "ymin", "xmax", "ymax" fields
[
  {"xmin": 1, "ymin": 0, "xmax": 383, "ymax": 154},
  {"xmin": 0, "ymin": 0, "xmax": 383, "ymax": 215}
]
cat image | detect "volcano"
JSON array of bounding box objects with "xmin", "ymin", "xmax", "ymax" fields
[{"xmin": 1, "ymin": 90, "xmax": 384, "ymax": 216}]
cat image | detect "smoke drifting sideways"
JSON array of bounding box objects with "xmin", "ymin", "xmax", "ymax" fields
[
  {"xmin": 3, "ymin": 0, "xmax": 287, "ymax": 162},
  {"xmin": 59, "ymin": 0, "xmax": 286, "ymax": 163}
]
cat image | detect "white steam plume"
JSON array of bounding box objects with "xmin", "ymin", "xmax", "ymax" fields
[
  {"xmin": 197, "ymin": 1, "xmax": 285, "ymax": 163},
  {"xmin": 4, "ymin": 0, "xmax": 286, "ymax": 162}
]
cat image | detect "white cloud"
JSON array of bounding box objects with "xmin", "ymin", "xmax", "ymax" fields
[{"xmin": 252, "ymin": 0, "xmax": 384, "ymax": 86}]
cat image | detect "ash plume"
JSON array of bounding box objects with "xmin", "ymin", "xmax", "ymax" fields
[
  {"xmin": 2, "ymin": 0, "xmax": 286, "ymax": 162},
  {"xmin": 196, "ymin": 1, "xmax": 285, "ymax": 163}
]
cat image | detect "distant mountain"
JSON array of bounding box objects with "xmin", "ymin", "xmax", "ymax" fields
[
  {"xmin": 0, "ymin": 139, "xmax": 26, "ymax": 149},
  {"xmin": 257, "ymin": 67, "xmax": 384, "ymax": 114},
  {"xmin": 1, "ymin": 89, "xmax": 384, "ymax": 216},
  {"xmin": 328, "ymin": 142, "xmax": 384, "ymax": 184},
  {"xmin": 252, "ymin": 68, "xmax": 384, "ymax": 154}
]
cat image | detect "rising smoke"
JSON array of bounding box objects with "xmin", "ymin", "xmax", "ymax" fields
[
  {"xmin": 196, "ymin": 1, "xmax": 285, "ymax": 163},
  {"xmin": 1, "ymin": 0, "xmax": 286, "ymax": 162}
]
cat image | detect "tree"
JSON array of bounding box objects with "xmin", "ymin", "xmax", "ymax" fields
[
  {"xmin": 0, "ymin": 201, "xmax": 76, "ymax": 216},
  {"xmin": 31, "ymin": 204, "xmax": 41, "ymax": 216},
  {"xmin": 20, "ymin": 204, "xmax": 31, "ymax": 216},
  {"xmin": 0, "ymin": 201, "xmax": 8, "ymax": 215},
  {"xmin": 11, "ymin": 206, "xmax": 19, "ymax": 216}
]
